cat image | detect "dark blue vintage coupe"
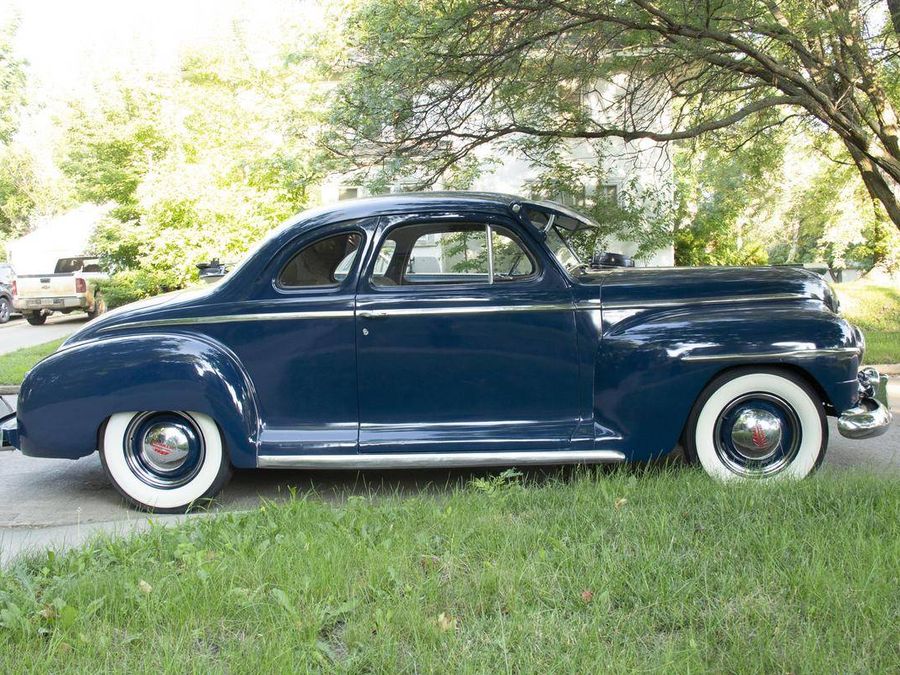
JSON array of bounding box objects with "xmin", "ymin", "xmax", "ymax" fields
[{"xmin": 0, "ymin": 193, "xmax": 892, "ymax": 511}]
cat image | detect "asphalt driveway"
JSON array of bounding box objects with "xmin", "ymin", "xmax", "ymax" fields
[
  {"xmin": 1, "ymin": 379, "xmax": 897, "ymax": 563},
  {"xmin": 0, "ymin": 313, "xmax": 89, "ymax": 355}
]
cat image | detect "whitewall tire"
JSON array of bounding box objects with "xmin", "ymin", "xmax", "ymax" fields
[
  {"xmin": 684, "ymin": 369, "xmax": 827, "ymax": 480},
  {"xmin": 101, "ymin": 411, "xmax": 232, "ymax": 512}
]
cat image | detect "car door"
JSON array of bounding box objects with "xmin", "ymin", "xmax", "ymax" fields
[
  {"xmin": 205, "ymin": 220, "xmax": 372, "ymax": 456},
  {"xmin": 355, "ymin": 211, "xmax": 582, "ymax": 454}
]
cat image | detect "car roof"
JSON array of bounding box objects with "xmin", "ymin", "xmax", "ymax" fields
[{"xmin": 288, "ymin": 191, "xmax": 598, "ymax": 232}]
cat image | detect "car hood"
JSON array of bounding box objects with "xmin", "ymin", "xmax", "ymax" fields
[{"xmin": 583, "ymin": 266, "xmax": 838, "ymax": 312}]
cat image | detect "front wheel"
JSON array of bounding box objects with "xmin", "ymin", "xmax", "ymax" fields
[
  {"xmin": 683, "ymin": 369, "xmax": 827, "ymax": 480},
  {"xmin": 0, "ymin": 297, "xmax": 10, "ymax": 323},
  {"xmin": 101, "ymin": 411, "xmax": 232, "ymax": 512}
]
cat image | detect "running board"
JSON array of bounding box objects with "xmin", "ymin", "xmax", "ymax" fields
[{"xmin": 257, "ymin": 450, "xmax": 626, "ymax": 470}]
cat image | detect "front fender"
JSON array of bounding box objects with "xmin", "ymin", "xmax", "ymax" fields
[
  {"xmin": 16, "ymin": 333, "xmax": 260, "ymax": 467},
  {"xmin": 595, "ymin": 300, "xmax": 860, "ymax": 461}
]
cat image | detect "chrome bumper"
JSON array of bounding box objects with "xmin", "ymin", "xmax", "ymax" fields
[
  {"xmin": 838, "ymin": 368, "xmax": 893, "ymax": 439},
  {"xmin": 0, "ymin": 410, "xmax": 17, "ymax": 451}
]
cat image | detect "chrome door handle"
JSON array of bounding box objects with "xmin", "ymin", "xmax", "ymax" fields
[{"xmin": 357, "ymin": 310, "xmax": 390, "ymax": 319}]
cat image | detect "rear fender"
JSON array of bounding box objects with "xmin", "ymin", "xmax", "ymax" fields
[{"xmin": 16, "ymin": 333, "xmax": 260, "ymax": 467}]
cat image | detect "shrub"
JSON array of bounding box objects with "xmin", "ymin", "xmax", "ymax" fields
[{"xmin": 95, "ymin": 269, "xmax": 180, "ymax": 309}]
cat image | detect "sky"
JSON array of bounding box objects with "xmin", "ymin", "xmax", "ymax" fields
[
  {"xmin": 6, "ymin": 0, "xmax": 299, "ymax": 97},
  {"xmin": 1, "ymin": 0, "xmax": 307, "ymax": 169}
]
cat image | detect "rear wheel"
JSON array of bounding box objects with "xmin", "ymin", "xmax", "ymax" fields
[
  {"xmin": 25, "ymin": 311, "xmax": 46, "ymax": 326},
  {"xmin": 101, "ymin": 411, "xmax": 232, "ymax": 512},
  {"xmin": 87, "ymin": 293, "xmax": 107, "ymax": 319},
  {"xmin": 684, "ymin": 368, "xmax": 827, "ymax": 480}
]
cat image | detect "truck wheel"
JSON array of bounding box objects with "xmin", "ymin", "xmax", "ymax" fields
[
  {"xmin": 683, "ymin": 368, "xmax": 827, "ymax": 480},
  {"xmin": 101, "ymin": 411, "xmax": 232, "ymax": 513},
  {"xmin": 87, "ymin": 293, "xmax": 107, "ymax": 319},
  {"xmin": 0, "ymin": 297, "xmax": 10, "ymax": 323},
  {"xmin": 25, "ymin": 311, "xmax": 47, "ymax": 326}
]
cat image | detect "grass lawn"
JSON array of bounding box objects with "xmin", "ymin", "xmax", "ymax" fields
[
  {"xmin": 836, "ymin": 281, "xmax": 900, "ymax": 364},
  {"xmin": 0, "ymin": 338, "xmax": 65, "ymax": 385},
  {"xmin": 0, "ymin": 469, "xmax": 897, "ymax": 671}
]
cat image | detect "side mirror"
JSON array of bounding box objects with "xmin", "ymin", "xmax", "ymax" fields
[{"xmin": 590, "ymin": 251, "xmax": 635, "ymax": 269}]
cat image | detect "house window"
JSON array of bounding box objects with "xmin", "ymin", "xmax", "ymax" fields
[
  {"xmin": 597, "ymin": 184, "xmax": 618, "ymax": 204},
  {"xmin": 558, "ymin": 81, "xmax": 585, "ymax": 111},
  {"xmin": 553, "ymin": 186, "xmax": 586, "ymax": 208},
  {"xmin": 338, "ymin": 186, "xmax": 360, "ymax": 201}
]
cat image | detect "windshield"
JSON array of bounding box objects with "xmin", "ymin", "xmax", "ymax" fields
[{"xmin": 545, "ymin": 226, "xmax": 582, "ymax": 272}]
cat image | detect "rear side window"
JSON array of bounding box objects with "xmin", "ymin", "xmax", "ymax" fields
[
  {"xmin": 278, "ymin": 232, "xmax": 362, "ymax": 288},
  {"xmin": 55, "ymin": 258, "xmax": 99, "ymax": 274}
]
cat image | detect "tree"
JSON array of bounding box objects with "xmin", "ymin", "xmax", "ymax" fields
[
  {"xmin": 324, "ymin": 0, "xmax": 900, "ymax": 233},
  {"xmin": 63, "ymin": 27, "xmax": 330, "ymax": 300},
  {"xmin": 0, "ymin": 17, "xmax": 32, "ymax": 247}
]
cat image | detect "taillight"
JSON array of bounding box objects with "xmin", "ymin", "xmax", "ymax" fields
[
  {"xmin": 10, "ymin": 280, "xmax": 16, "ymax": 296},
  {"xmin": 75, "ymin": 278, "xmax": 87, "ymax": 293}
]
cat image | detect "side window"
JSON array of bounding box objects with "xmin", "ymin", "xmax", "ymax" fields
[
  {"xmin": 278, "ymin": 232, "xmax": 362, "ymax": 288},
  {"xmin": 371, "ymin": 222, "xmax": 536, "ymax": 287},
  {"xmin": 491, "ymin": 229, "xmax": 536, "ymax": 280}
]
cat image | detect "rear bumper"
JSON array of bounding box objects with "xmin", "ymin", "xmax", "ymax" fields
[
  {"xmin": 13, "ymin": 295, "xmax": 88, "ymax": 311},
  {"xmin": 0, "ymin": 410, "xmax": 17, "ymax": 451},
  {"xmin": 838, "ymin": 368, "xmax": 893, "ymax": 439}
]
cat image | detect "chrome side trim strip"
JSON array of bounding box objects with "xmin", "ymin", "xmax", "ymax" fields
[
  {"xmin": 682, "ymin": 347, "xmax": 860, "ymax": 362},
  {"xmin": 97, "ymin": 293, "xmax": 816, "ymax": 332},
  {"xmin": 257, "ymin": 449, "xmax": 625, "ymax": 469},
  {"xmin": 357, "ymin": 303, "xmax": 572, "ymax": 318},
  {"xmin": 602, "ymin": 292, "xmax": 809, "ymax": 310},
  {"xmin": 98, "ymin": 310, "xmax": 355, "ymax": 332}
]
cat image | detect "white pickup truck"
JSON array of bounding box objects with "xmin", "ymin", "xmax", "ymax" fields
[{"xmin": 13, "ymin": 256, "xmax": 108, "ymax": 326}]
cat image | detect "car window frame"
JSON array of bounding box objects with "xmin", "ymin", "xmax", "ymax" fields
[
  {"xmin": 365, "ymin": 216, "xmax": 543, "ymax": 291},
  {"xmin": 272, "ymin": 224, "xmax": 368, "ymax": 295}
]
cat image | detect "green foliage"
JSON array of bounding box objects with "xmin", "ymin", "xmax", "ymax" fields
[
  {"xmin": 673, "ymin": 121, "xmax": 783, "ymax": 266},
  {"xmin": 94, "ymin": 269, "xmax": 180, "ymax": 310},
  {"xmin": 61, "ymin": 86, "xmax": 169, "ymax": 222},
  {"xmin": 0, "ymin": 18, "xmax": 25, "ymax": 146},
  {"xmin": 62, "ymin": 28, "xmax": 330, "ymax": 291},
  {"xmin": 0, "ymin": 470, "xmax": 898, "ymax": 670}
]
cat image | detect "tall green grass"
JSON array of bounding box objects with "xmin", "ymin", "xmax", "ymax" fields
[
  {"xmin": 1, "ymin": 468, "xmax": 897, "ymax": 671},
  {"xmin": 836, "ymin": 281, "xmax": 900, "ymax": 364},
  {"xmin": 0, "ymin": 338, "xmax": 64, "ymax": 385}
]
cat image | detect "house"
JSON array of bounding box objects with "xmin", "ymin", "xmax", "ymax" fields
[{"xmin": 320, "ymin": 83, "xmax": 675, "ymax": 267}]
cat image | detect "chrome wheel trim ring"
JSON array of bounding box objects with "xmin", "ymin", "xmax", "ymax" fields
[
  {"xmin": 123, "ymin": 412, "xmax": 206, "ymax": 489},
  {"xmin": 713, "ymin": 393, "xmax": 802, "ymax": 477}
]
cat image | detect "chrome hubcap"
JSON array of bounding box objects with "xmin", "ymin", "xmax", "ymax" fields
[
  {"xmin": 123, "ymin": 412, "xmax": 205, "ymax": 489},
  {"xmin": 142, "ymin": 423, "xmax": 191, "ymax": 473},
  {"xmin": 730, "ymin": 409, "xmax": 783, "ymax": 461},
  {"xmin": 714, "ymin": 393, "xmax": 801, "ymax": 477}
]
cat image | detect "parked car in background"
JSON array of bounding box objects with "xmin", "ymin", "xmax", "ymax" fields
[
  {"xmin": 0, "ymin": 264, "xmax": 14, "ymax": 323},
  {"xmin": 0, "ymin": 193, "xmax": 891, "ymax": 512},
  {"xmin": 12, "ymin": 256, "xmax": 108, "ymax": 325}
]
